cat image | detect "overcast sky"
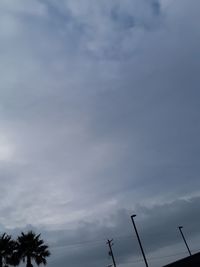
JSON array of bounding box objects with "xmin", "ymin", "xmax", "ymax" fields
[{"xmin": 0, "ymin": 0, "xmax": 200, "ymax": 266}]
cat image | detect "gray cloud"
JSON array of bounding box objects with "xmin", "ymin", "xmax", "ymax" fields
[
  {"xmin": 46, "ymin": 196, "xmax": 200, "ymax": 267},
  {"xmin": 6, "ymin": 196, "xmax": 200, "ymax": 267},
  {"xmin": 0, "ymin": 0, "xmax": 199, "ymax": 266}
]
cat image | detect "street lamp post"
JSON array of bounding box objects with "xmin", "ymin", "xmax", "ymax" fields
[
  {"xmin": 178, "ymin": 226, "xmax": 192, "ymax": 256},
  {"xmin": 131, "ymin": 214, "xmax": 149, "ymax": 267}
]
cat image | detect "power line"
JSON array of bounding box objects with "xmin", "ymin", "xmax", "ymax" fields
[
  {"xmin": 50, "ymin": 238, "xmax": 104, "ymax": 249},
  {"xmin": 50, "ymin": 237, "xmax": 200, "ymax": 262},
  {"xmin": 50, "ymin": 238, "xmax": 200, "ymax": 266},
  {"xmin": 50, "ymin": 234, "xmax": 134, "ymax": 250},
  {"xmin": 50, "ymin": 231, "xmax": 181, "ymax": 250}
]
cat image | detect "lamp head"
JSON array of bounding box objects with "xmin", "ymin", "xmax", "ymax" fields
[{"xmin": 131, "ymin": 214, "xmax": 136, "ymax": 218}]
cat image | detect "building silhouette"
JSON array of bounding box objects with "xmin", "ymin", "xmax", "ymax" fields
[{"xmin": 163, "ymin": 252, "xmax": 200, "ymax": 267}]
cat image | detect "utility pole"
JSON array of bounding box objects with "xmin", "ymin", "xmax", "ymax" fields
[
  {"xmin": 107, "ymin": 239, "xmax": 116, "ymax": 267},
  {"xmin": 131, "ymin": 214, "xmax": 149, "ymax": 267},
  {"xmin": 178, "ymin": 226, "xmax": 192, "ymax": 256}
]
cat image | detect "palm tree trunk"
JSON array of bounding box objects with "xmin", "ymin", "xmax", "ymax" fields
[{"xmin": 26, "ymin": 255, "xmax": 33, "ymax": 267}]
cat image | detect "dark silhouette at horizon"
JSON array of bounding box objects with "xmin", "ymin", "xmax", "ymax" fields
[{"xmin": 0, "ymin": 231, "xmax": 50, "ymax": 267}]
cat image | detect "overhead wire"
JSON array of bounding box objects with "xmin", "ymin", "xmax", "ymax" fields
[
  {"xmin": 50, "ymin": 230, "xmax": 184, "ymax": 250},
  {"xmin": 49, "ymin": 234, "xmax": 199, "ymax": 263}
]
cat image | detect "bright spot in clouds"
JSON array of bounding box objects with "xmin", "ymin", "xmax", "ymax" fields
[{"xmin": 0, "ymin": 135, "xmax": 15, "ymax": 161}]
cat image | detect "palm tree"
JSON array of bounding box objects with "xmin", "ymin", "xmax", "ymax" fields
[
  {"xmin": 0, "ymin": 233, "xmax": 16, "ymax": 267},
  {"xmin": 16, "ymin": 231, "xmax": 50, "ymax": 267}
]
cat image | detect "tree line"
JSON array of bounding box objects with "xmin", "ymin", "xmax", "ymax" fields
[{"xmin": 0, "ymin": 231, "xmax": 50, "ymax": 267}]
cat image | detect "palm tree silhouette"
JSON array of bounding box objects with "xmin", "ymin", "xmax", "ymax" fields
[
  {"xmin": 0, "ymin": 233, "xmax": 15, "ymax": 267},
  {"xmin": 16, "ymin": 231, "xmax": 50, "ymax": 267}
]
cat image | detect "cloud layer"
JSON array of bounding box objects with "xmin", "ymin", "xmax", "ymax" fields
[{"xmin": 0, "ymin": 0, "xmax": 200, "ymax": 266}]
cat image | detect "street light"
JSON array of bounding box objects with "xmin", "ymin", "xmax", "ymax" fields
[
  {"xmin": 131, "ymin": 214, "xmax": 149, "ymax": 267},
  {"xmin": 178, "ymin": 226, "xmax": 192, "ymax": 256}
]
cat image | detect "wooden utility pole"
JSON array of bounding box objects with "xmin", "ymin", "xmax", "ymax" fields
[{"xmin": 107, "ymin": 239, "xmax": 116, "ymax": 267}]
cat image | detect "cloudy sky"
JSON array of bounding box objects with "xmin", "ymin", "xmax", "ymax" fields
[{"xmin": 0, "ymin": 0, "xmax": 200, "ymax": 266}]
